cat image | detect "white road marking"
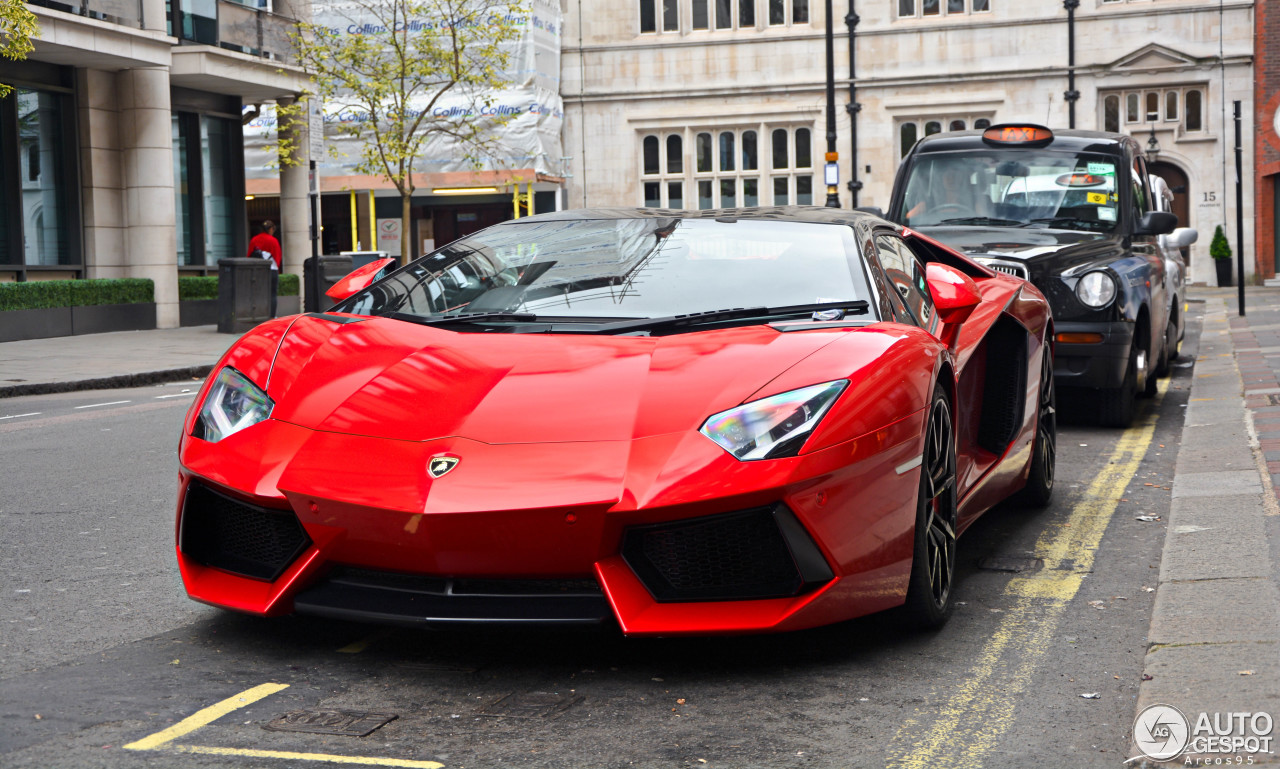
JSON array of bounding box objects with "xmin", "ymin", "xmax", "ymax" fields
[
  {"xmin": 154, "ymin": 392, "xmax": 195, "ymax": 400},
  {"xmin": 74, "ymin": 400, "xmax": 131, "ymax": 409},
  {"xmin": 0, "ymin": 412, "xmax": 40, "ymax": 420}
]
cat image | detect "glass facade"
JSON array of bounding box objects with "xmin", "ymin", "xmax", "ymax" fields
[
  {"xmin": 0, "ymin": 85, "xmax": 77, "ymax": 272},
  {"xmin": 173, "ymin": 111, "xmax": 243, "ymax": 267}
]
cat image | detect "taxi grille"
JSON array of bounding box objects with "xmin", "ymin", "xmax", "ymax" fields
[{"xmin": 980, "ymin": 259, "xmax": 1029, "ymax": 280}]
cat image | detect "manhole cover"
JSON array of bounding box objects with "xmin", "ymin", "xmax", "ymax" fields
[
  {"xmin": 477, "ymin": 692, "xmax": 583, "ymax": 719},
  {"xmin": 263, "ymin": 710, "xmax": 397, "ymax": 736},
  {"xmin": 977, "ymin": 555, "xmax": 1044, "ymax": 573}
]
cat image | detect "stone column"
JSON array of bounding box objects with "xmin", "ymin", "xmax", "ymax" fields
[
  {"xmin": 278, "ymin": 96, "xmax": 309, "ymax": 277},
  {"xmin": 118, "ymin": 67, "xmax": 178, "ymax": 328}
]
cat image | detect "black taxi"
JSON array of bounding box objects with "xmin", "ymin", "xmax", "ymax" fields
[{"xmin": 886, "ymin": 124, "xmax": 1178, "ymax": 427}]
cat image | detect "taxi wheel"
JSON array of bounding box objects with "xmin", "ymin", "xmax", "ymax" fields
[{"xmin": 1099, "ymin": 346, "xmax": 1137, "ymax": 428}]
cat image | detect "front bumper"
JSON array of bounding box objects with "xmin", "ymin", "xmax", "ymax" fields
[
  {"xmin": 175, "ymin": 413, "xmax": 925, "ymax": 635},
  {"xmin": 1052, "ymin": 320, "xmax": 1135, "ymax": 391}
]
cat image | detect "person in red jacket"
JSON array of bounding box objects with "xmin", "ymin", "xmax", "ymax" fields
[
  {"xmin": 247, "ymin": 220, "xmax": 282, "ymax": 316},
  {"xmin": 248, "ymin": 220, "xmax": 282, "ymax": 269}
]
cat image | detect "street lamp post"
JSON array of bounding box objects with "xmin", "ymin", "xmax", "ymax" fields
[
  {"xmin": 1064, "ymin": 0, "xmax": 1079, "ymax": 129},
  {"xmin": 824, "ymin": 0, "xmax": 840, "ymax": 208},
  {"xmin": 1144, "ymin": 124, "xmax": 1160, "ymax": 165}
]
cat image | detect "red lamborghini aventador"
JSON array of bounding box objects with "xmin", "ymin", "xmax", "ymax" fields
[{"xmin": 176, "ymin": 207, "xmax": 1054, "ymax": 635}]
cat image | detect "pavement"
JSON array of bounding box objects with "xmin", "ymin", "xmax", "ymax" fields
[{"xmin": 3, "ymin": 290, "xmax": 1280, "ymax": 764}]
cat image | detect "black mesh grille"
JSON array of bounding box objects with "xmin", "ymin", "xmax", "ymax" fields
[
  {"xmin": 978, "ymin": 317, "xmax": 1028, "ymax": 454},
  {"xmin": 180, "ymin": 482, "xmax": 311, "ymax": 581},
  {"xmin": 622, "ymin": 507, "xmax": 804, "ymax": 602}
]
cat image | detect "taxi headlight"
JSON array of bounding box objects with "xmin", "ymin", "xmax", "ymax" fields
[{"xmin": 1075, "ymin": 271, "xmax": 1117, "ymax": 309}]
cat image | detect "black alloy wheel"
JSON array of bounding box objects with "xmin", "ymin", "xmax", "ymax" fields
[
  {"xmin": 901, "ymin": 387, "xmax": 959, "ymax": 628},
  {"xmin": 1017, "ymin": 346, "xmax": 1056, "ymax": 508}
]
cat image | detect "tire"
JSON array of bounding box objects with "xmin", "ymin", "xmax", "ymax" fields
[
  {"xmin": 1099, "ymin": 344, "xmax": 1137, "ymax": 428},
  {"xmin": 1016, "ymin": 347, "xmax": 1056, "ymax": 508},
  {"xmin": 901, "ymin": 387, "xmax": 959, "ymax": 629},
  {"xmin": 1155, "ymin": 319, "xmax": 1177, "ymax": 376}
]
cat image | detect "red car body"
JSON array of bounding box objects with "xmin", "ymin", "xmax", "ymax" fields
[{"xmin": 176, "ymin": 208, "xmax": 1052, "ymax": 635}]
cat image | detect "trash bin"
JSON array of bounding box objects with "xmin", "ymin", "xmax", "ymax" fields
[
  {"xmin": 304, "ymin": 254, "xmax": 354, "ymax": 313},
  {"xmin": 217, "ymin": 258, "xmax": 274, "ymax": 334},
  {"xmin": 340, "ymin": 250, "xmax": 395, "ymax": 271}
]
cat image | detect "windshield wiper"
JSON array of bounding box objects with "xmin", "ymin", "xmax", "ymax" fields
[
  {"xmin": 1020, "ymin": 217, "xmax": 1107, "ymax": 231},
  {"xmin": 585, "ymin": 301, "xmax": 871, "ymax": 335},
  {"xmin": 935, "ymin": 216, "xmax": 1025, "ymax": 227},
  {"xmin": 386, "ymin": 311, "xmax": 538, "ymax": 327}
]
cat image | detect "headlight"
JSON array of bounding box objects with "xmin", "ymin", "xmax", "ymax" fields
[
  {"xmin": 700, "ymin": 380, "xmax": 848, "ymax": 461},
  {"xmin": 1075, "ymin": 271, "xmax": 1117, "ymax": 308},
  {"xmin": 193, "ymin": 367, "xmax": 274, "ymax": 442}
]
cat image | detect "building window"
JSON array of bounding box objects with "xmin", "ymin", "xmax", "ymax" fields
[
  {"xmin": 896, "ymin": 115, "xmax": 993, "ymax": 158},
  {"xmin": 641, "ymin": 125, "xmax": 817, "ymax": 208},
  {"xmin": 0, "ymin": 86, "xmax": 79, "ymax": 272},
  {"xmin": 897, "ymin": 0, "xmax": 989, "ymax": 19},
  {"xmin": 173, "ymin": 111, "xmax": 243, "ymax": 266},
  {"xmin": 768, "ymin": 0, "xmax": 808, "ymax": 25},
  {"xmin": 642, "ymin": 0, "xmax": 680, "ymax": 31},
  {"xmin": 1104, "ymin": 94, "xmax": 1120, "ymax": 132},
  {"xmin": 693, "ymin": 0, "xmax": 708, "ymax": 28},
  {"xmin": 1099, "ymin": 86, "xmax": 1207, "ymax": 134}
]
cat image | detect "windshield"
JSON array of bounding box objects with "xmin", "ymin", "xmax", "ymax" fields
[
  {"xmin": 899, "ymin": 149, "xmax": 1122, "ymax": 233},
  {"xmin": 336, "ymin": 217, "xmax": 873, "ymax": 324}
]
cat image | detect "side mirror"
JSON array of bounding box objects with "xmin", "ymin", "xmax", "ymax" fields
[
  {"xmin": 1168, "ymin": 227, "xmax": 1199, "ymax": 249},
  {"xmin": 926, "ymin": 262, "xmax": 982, "ymax": 348},
  {"xmin": 1135, "ymin": 211, "xmax": 1177, "ymax": 236},
  {"xmin": 325, "ymin": 258, "xmax": 396, "ymax": 303}
]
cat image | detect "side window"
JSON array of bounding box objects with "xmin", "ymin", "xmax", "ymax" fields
[{"xmin": 874, "ymin": 234, "xmax": 936, "ymax": 330}]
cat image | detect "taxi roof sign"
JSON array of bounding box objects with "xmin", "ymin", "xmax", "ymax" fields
[{"xmin": 982, "ymin": 124, "xmax": 1054, "ymax": 147}]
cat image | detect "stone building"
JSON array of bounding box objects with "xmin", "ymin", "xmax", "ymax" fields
[
  {"xmin": 1255, "ymin": 0, "xmax": 1279, "ymax": 281},
  {"xmin": 0, "ymin": 0, "xmax": 310, "ymax": 326},
  {"xmin": 561, "ymin": 0, "xmax": 1255, "ymax": 285}
]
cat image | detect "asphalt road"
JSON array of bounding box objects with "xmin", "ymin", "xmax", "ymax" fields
[{"xmin": 0, "ymin": 309, "xmax": 1200, "ymax": 769}]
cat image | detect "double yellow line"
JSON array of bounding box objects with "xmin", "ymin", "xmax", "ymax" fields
[{"xmin": 886, "ymin": 380, "xmax": 1167, "ymax": 768}]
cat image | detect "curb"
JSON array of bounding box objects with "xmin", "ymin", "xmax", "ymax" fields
[
  {"xmin": 1132, "ymin": 294, "xmax": 1280, "ymax": 766},
  {"xmin": 0, "ymin": 365, "xmax": 214, "ymax": 399}
]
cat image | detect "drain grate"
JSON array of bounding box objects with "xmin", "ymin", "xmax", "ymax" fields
[
  {"xmin": 263, "ymin": 710, "xmax": 397, "ymax": 737},
  {"xmin": 476, "ymin": 692, "xmax": 583, "ymax": 719},
  {"xmin": 977, "ymin": 555, "xmax": 1045, "ymax": 573}
]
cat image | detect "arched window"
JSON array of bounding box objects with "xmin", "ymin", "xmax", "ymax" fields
[
  {"xmin": 922, "ymin": 0, "xmax": 939, "ymax": 15},
  {"xmin": 900, "ymin": 122, "xmax": 918, "ymax": 158},
  {"xmin": 666, "ymin": 135, "xmax": 682, "ymax": 173},
  {"xmin": 696, "ymin": 132, "xmax": 712, "ymax": 172},
  {"xmin": 716, "ymin": 0, "xmax": 732, "ymax": 28},
  {"xmin": 1104, "ymin": 95, "xmax": 1120, "ymax": 132},
  {"xmin": 719, "ymin": 131, "xmax": 735, "ymax": 171},
  {"xmin": 769, "ymin": 0, "xmax": 784, "ymax": 23},
  {"xmin": 949, "ymin": 119, "xmax": 966, "ymax": 131},
  {"xmin": 898, "ymin": 0, "xmax": 914, "ymax": 15},
  {"xmin": 793, "ymin": 0, "xmax": 808, "ymax": 22},
  {"xmin": 1165, "ymin": 91, "xmax": 1178, "ymax": 122},
  {"xmin": 974, "ymin": 118, "xmax": 991, "ymax": 130},
  {"xmin": 924, "ymin": 121, "xmax": 942, "ymax": 136},
  {"xmin": 740, "ymin": 0, "xmax": 754, "ymax": 26},
  {"xmin": 643, "ymin": 136, "xmax": 659, "ymax": 175},
  {"xmin": 795, "ymin": 128, "xmax": 811, "ymax": 168},
  {"xmin": 741, "ymin": 130, "xmax": 757, "ymax": 171},
  {"xmin": 1145, "ymin": 92, "xmax": 1159, "ymax": 122},
  {"xmin": 1126, "ymin": 93, "xmax": 1139, "ymax": 123},
  {"xmin": 1185, "ymin": 90, "xmax": 1202, "ymax": 131},
  {"xmin": 692, "ymin": 0, "xmax": 708, "ymax": 28},
  {"xmin": 772, "ymin": 128, "xmax": 788, "ymax": 169}
]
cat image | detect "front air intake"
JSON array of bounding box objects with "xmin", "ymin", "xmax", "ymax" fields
[
  {"xmin": 179, "ymin": 481, "xmax": 311, "ymax": 581},
  {"xmin": 621, "ymin": 505, "xmax": 833, "ymax": 602}
]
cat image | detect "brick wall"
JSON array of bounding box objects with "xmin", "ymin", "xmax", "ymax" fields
[{"xmin": 1256, "ymin": 0, "xmax": 1280, "ymax": 278}]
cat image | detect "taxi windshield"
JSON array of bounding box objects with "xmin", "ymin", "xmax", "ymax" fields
[{"xmin": 900, "ymin": 150, "xmax": 1122, "ymax": 233}]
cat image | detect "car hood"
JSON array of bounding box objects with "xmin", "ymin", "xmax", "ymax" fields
[
  {"xmin": 915, "ymin": 226, "xmax": 1105, "ymax": 262},
  {"xmin": 262, "ymin": 314, "xmax": 858, "ymax": 444}
]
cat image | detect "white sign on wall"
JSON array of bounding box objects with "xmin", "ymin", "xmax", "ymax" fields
[{"xmin": 376, "ymin": 218, "xmax": 402, "ymax": 253}]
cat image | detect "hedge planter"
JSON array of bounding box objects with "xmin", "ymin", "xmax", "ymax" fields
[
  {"xmin": 1215, "ymin": 259, "xmax": 1233, "ymax": 287},
  {"xmin": 1, "ymin": 303, "xmax": 157, "ymax": 342},
  {"xmin": 180, "ymin": 299, "xmax": 219, "ymax": 327},
  {"xmin": 0, "ymin": 307, "xmax": 73, "ymax": 342}
]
